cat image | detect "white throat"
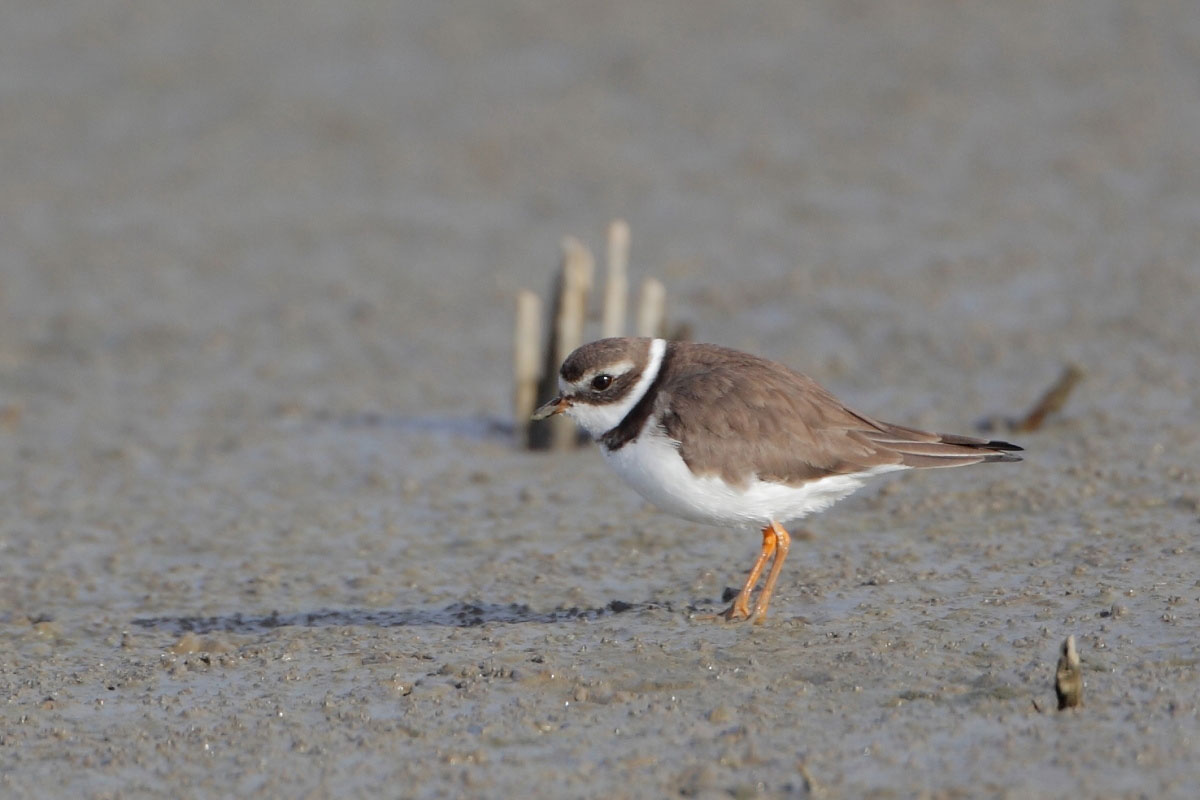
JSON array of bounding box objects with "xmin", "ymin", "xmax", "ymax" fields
[{"xmin": 565, "ymin": 338, "xmax": 667, "ymax": 438}]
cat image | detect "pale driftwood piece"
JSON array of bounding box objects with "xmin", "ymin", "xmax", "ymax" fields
[
  {"xmin": 552, "ymin": 238, "xmax": 594, "ymax": 448},
  {"xmin": 530, "ymin": 237, "xmax": 595, "ymax": 449},
  {"xmin": 636, "ymin": 276, "xmax": 666, "ymax": 338},
  {"xmin": 513, "ymin": 289, "xmax": 543, "ymax": 446},
  {"xmin": 602, "ymin": 219, "xmax": 630, "ymax": 339},
  {"xmin": 530, "ymin": 273, "xmax": 566, "ymax": 450},
  {"xmin": 557, "ymin": 237, "xmax": 595, "ymax": 362}
]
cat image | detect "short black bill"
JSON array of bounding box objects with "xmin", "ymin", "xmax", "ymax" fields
[{"xmin": 531, "ymin": 396, "xmax": 569, "ymax": 421}]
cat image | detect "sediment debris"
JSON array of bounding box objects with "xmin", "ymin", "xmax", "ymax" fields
[{"xmin": 1055, "ymin": 635, "xmax": 1083, "ymax": 710}]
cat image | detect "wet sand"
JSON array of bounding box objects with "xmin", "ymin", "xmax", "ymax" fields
[{"xmin": 2, "ymin": 1, "xmax": 1199, "ymax": 797}]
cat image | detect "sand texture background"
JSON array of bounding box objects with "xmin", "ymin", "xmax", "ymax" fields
[{"xmin": 2, "ymin": 2, "xmax": 1199, "ymax": 797}]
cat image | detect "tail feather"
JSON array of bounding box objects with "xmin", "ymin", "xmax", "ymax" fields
[{"xmin": 862, "ymin": 422, "xmax": 1023, "ymax": 469}]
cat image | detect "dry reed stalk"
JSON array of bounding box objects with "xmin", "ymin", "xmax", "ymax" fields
[
  {"xmin": 636, "ymin": 276, "xmax": 666, "ymax": 338},
  {"xmin": 602, "ymin": 219, "xmax": 630, "ymax": 338},
  {"xmin": 529, "ymin": 237, "xmax": 594, "ymax": 449},
  {"xmin": 513, "ymin": 289, "xmax": 542, "ymax": 446}
]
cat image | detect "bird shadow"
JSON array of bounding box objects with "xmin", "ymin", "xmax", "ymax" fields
[{"xmin": 129, "ymin": 599, "xmax": 656, "ymax": 635}]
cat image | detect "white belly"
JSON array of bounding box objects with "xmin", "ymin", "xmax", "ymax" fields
[{"xmin": 603, "ymin": 426, "xmax": 904, "ymax": 528}]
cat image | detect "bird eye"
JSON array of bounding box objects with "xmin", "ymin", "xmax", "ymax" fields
[{"xmin": 591, "ymin": 374, "xmax": 613, "ymax": 391}]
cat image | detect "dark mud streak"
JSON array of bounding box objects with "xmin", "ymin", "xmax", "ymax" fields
[{"xmin": 131, "ymin": 599, "xmax": 647, "ymax": 634}]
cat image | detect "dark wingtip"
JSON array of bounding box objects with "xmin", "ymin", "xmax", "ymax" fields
[{"xmin": 983, "ymin": 437, "xmax": 1023, "ymax": 463}]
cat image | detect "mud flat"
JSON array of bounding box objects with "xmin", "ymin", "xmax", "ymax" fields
[{"xmin": 2, "ymin": 2, "xmax": 1199, "ymax": 797}]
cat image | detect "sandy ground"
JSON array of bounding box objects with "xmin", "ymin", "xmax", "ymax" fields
[{"xmin": 2, "ymin": 1, "xmax": 1199, "ymax": 797}]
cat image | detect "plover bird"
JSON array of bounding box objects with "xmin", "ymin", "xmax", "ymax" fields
[{"xmin": 533, "ymin": 337, "xmax": 1022, "ymax": 623}]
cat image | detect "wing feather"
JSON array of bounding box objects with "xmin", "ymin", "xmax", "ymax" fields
[{"xmin": 656, "ymin": 344, "xmax": 1020, "ymax": 487}]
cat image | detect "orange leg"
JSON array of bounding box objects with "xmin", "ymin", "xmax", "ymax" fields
[
  {"xmin": 749, "ymin": 520, "xmax": 791, "ymax": 624},
  {"xmin": 722, "ymin": 524, "xmax": 778, "ymax": 621}
]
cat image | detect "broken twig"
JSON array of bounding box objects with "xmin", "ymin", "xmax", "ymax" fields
[
  {"xmin": 980, "ymin": 363, "xmax": 1084, "ymax": 433},
  {"xmin": 1055, "ymin": 635, "xmax": 1083, "ymax": 710}
]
